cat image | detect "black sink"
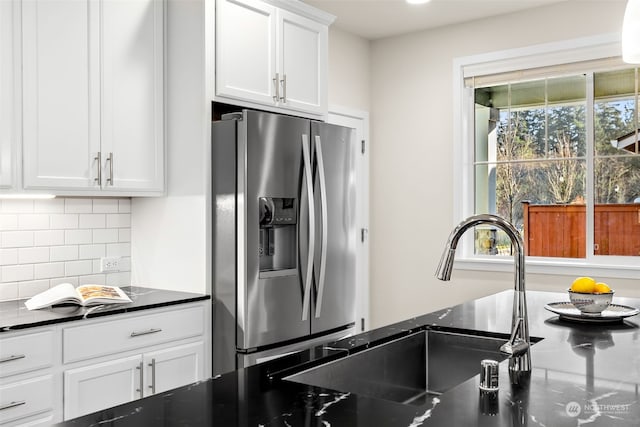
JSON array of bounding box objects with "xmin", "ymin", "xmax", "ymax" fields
[{"xmin": 285, "ymin": 330, "xmax": 509, "ymax": 405}]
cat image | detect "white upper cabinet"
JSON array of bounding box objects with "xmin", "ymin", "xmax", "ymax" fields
[
  {"xmin": 278, "ymin": 10, "xmax": 326, "ymax": 115},
  {"xmin": 22, "ymin": 0, "xmax": 99, "ymax": 190},
  {"xmin": 216, "ymin": 0, "xmax": 277, "ymax": 105},
  {"xmin": 21, "ymin": 0, "xmax": 164, "ymax": 195},
  {"xmin": 0, "ymin": 0, "xmax": 16, "ymax": 189},
  {"xmin": 101, "ymin": 0, "xmax": 164, "ymax": 192},
  {"xmin": 215, "ymin": 0, "xmax": 333, "ymax": 117}
]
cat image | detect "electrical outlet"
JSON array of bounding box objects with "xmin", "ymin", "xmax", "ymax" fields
[{"xmin": 101, "ymin": 256, "xmax": 123, "ymax": 273}]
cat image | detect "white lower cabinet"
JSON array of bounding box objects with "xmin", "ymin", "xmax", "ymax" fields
[
  {"xmin": 64, "ymin": 341, "xmax": 205, "ymax": 420},
  {"xmin": 0, "ymin": 328, "xmax": 58, "ymax": 426},
  {"xmin": 0, "ymin": 375, "xmax": 54, "ymax": 425},
  {"xmin": 4, "ymin": 415, "xmax": 55, "ymax": 427},
  {"xmin": 144, "ymin": 342, "xmax": 204, "ymax": 395},
  {"xmin": 0, "ymin": 331, "xmax": 54, "ymax": 378},
  {"xmin": 60, "ymin": 302, "xmax": 207, "ymax": 420},
  {"xmin": 64, "ymin": 355, "xmax": 142, "ymax": 420},
  {"xmin": 0, "ymin": 300, "xmax": 209, "ymax": 424}
]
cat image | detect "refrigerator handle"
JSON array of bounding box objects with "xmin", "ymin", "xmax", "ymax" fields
[
  {"xmin": 313, "ymin": 135, "xmax": 328, "ymax": 318},
  {"xmin": 301, "ymin": 134, "xmax": 315, "ymax": 322}
]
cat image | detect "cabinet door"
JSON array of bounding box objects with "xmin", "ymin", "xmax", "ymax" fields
[
  {"xmin": 277, "ymin": 10, "xmax": 327, "ymax": 115},
  {"xmin": 0, "ymin": 375, "xmax": 54, "ymax": 425},
  {"xmin": 144, "ymin": 341, "xmax": 204, "ymax": 396},
  {"xmin": 215, "ymin": 0, "xmax": 277, "ymax": 105},
  {"xmin": 63, "ymin": 355, "xmax": 142, "ymax": 420},
  {"xmin": 101, "ymin": 0, "xmax": 164, "ymax": 192},
  {"xmin": 0, "ymin": 0, "xmax": 15, "ymax": 189},
  {"xmin": 22, "ymin": 0, "xmax": 101, "ymax": 190}
]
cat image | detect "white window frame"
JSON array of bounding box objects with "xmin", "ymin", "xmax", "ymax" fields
[{"xmin": 452, "ymin": 32, "xmax": 640, "ymax": 280}]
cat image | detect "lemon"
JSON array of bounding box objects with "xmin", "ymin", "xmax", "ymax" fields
[
  {"xmin": 570, "ymin": 276, "xmax": 597, "ymax": 293},
  {"xmin": 594, "ymin": 282, "xmax": 611, "ymax": 293}
]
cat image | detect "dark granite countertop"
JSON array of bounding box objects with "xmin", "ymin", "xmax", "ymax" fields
[
  {"xmin": 56, "ymin": 290, "xmax": 640, "ymax": 426},
  {"xmin": 0, "ymin": 286, "xmax": 210, "ymax": 332}
]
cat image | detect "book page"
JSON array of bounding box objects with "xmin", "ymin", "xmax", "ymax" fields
[
  {"xmin": 24, "ymin": 283, "xmax": 79, "ymax": 310},
  {"xmin": 76, "ymin": 285, "xmax": 132, "ymax": 304}
]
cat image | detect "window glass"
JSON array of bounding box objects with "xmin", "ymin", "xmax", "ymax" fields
[
  {"xmin": 595, "ymin": 69, "xmax": 637, "ymax": 157},
  {"xmin": 593, "ymin": 69, "xmax": 640, "ymax": 257},
  {"xmin": 472, "ymin": 69, "xmax": 640, "ymax": 260}
]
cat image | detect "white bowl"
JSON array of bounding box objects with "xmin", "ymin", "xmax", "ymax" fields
[{"xmin": 568, "ymin": 289, "xmax": 614, "ymax": 314}]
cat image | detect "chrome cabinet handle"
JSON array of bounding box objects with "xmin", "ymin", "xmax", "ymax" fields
[
  {"xmin": 272, "ymin": 73, "xmax": 280, "ymax": 102},
  {"xmin": 0, "ymin": 354, "xmax": 26, "ymax": 364},
  {"xmin": 280, "ymin": 74, "xmax": 286, "ymax": 102},
  {"xmin": 301, "ymin": 134, "xmax": 315, "ymax": 322},
  {"xmin": 94, "ymin": 152, "xmax": 102, "ymax": 185},
  {"xmin": 130, "ymin": 328, "xmax": 162, "ymax": 338},
  {"xmin": 106, "ymin": 152, "xmax": 113, "ymax": 186},
  {"xmin": 313, "ymin": 135, "xmax": 328, "ymax": 318},
  {"xmin": 0, "ymin": 400, "xmax": 26, "ymax": 411},
  {"xmin": 136, "ymin": 361, "xmax": 144, "ymax": 397},
  {"xmin": 148, "ymin": 358, "xmax": 156, "ymax": 394}
]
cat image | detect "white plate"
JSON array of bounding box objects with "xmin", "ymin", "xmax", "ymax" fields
[{"xmin": 544, "ymin": 302, "xmax": 640, "ymax": 323}]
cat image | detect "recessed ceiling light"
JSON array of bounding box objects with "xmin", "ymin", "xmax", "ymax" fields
[{"xmin": 406, "ymin": 0, "xmax": 431, "ymax": 4}]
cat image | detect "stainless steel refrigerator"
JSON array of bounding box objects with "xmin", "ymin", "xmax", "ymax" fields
[{"xmin": 212, "ymin": 109, "xmax": 357, "ymax": 376}]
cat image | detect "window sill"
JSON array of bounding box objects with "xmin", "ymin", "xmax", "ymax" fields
[{"xmin": 454, "ymin": 256, "xmax": 640, "ymax": 280}]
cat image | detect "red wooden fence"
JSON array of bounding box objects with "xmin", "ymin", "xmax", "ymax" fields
[{"xmin": 522, "ymin": 202, "xmax": 640, "ymax": 257}]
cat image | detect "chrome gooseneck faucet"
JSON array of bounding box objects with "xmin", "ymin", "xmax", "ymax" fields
[{"xmin": 435, "ymin": 214, "xmax": 531, "ymax": 379}]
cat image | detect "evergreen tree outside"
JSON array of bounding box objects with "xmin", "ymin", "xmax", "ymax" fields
[
  {"xmin": 594, "ymin": 100, "xmax": 640, "ymax": 204},
  {"xmin": 475, "ymin": 67, "xmax": 640, "ymax": 257}
]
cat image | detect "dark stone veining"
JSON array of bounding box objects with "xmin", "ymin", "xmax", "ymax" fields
[
  {"xmin": 0, "ymin": 286, "xmax": 210, "ymax": 332},
  {"xmin": 56, "ymin": 290, "xmax": 640, "ymax": 426}
]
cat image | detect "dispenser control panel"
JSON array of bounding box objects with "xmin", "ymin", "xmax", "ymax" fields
[{"xmin": 259, "ymin": 197, "xmax": 297, "ymax": 227}]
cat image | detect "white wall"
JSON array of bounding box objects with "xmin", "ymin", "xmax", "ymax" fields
[
  {"xmin": 368, "ymin": 0, "xmax": 634, "ymax": 328},
  {"xmin": 131, "ymin": 0, "xmax": 209, "ymax": 295},
  {"xmin": 327, "ymin": 27, "xmax": 371, "ymax": 112}
]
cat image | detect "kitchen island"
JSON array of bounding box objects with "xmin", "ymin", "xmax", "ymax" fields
[{"xmin": 56, "ymin": 290, "xmax": 640, "ymax": 426}]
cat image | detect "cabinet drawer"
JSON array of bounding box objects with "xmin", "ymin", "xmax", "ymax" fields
[
  {"xmin": 0, "ymin": 375, "xmax": 53, "ymax": 424},
  {"xmin": 0, "ymin": 331, "xmax": 54, "ymax": 378},
  {"xmin": 63, "ymin": 305, "xmax": 204, "ymax": 363}
]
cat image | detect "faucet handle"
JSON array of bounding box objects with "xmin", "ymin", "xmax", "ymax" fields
[
  {"xmin": 500, "ymin": 338, "xmax": 529, "ymax": 356},
  {"xmin": 499, "ymin": 317, "xmax": 529, "ymax": 356}
]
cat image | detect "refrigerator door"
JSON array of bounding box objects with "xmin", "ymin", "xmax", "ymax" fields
[
  {"xmin": 212, "ymin": 117, "xmax": 240, "ymax": 375},
  {"xmin": 239, "ymin": 110, "xmax": 312, "ymax": 350},
  {"xmin": 237, "ymin": 327, "xmax": 355, "ymax": 369},
  {"xmin": 310, "ymin": 122, "xmax": 357, "ymax": 334}
]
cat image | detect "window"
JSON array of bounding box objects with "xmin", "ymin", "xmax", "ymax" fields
[{"xmin": 454, "ymin": 35, "xmax": 640, "ymax": 277}]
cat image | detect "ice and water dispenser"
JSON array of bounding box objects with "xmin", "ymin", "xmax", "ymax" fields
[{"xmin": 258, "ymin": 197, "xmax": 297, "ymax": 273}]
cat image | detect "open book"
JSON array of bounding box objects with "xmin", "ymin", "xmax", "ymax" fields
[{"xmin": 25, "ymin": 283, "xmax": 132, "ymax": 310}]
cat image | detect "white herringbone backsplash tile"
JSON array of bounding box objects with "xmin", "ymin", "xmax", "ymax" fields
[{"xmin": 0, "ymin": 198, "xmax": 132, "ymax": 301}]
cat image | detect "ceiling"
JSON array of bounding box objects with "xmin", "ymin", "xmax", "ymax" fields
[{"xmin": 303, "ymin": 0, "xmax": 569, "ymax": 40}]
